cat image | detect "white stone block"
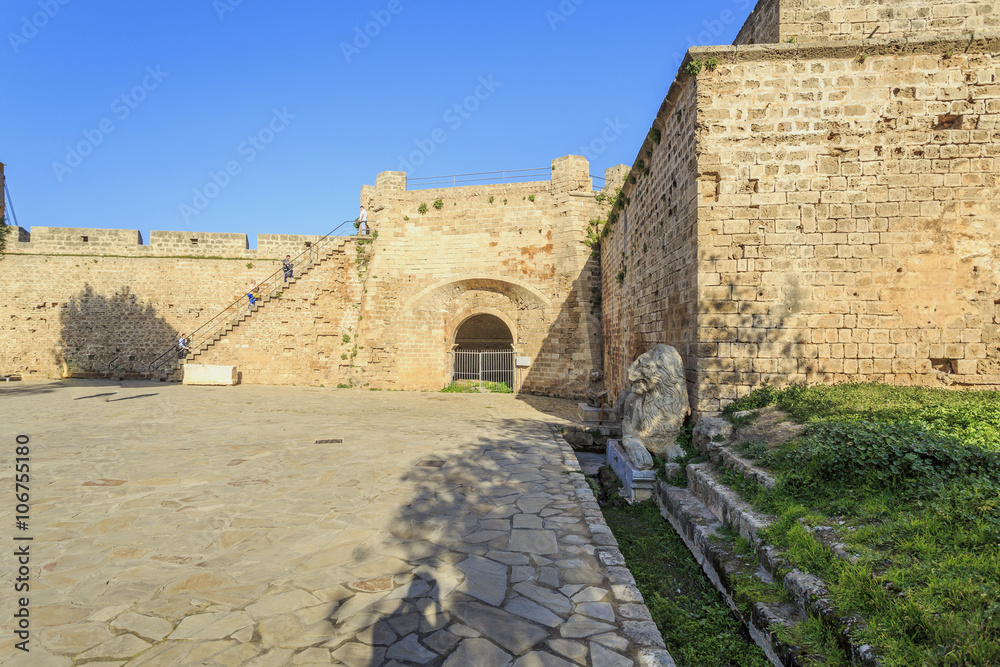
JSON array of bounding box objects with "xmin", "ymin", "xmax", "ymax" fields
[
  {"xmin": 183, "ymin": 364, "xmax": 238, "ymax": 386},
  {"xmin": 579, "ymin": 402, "xmax": 614, "ymax": 423}
]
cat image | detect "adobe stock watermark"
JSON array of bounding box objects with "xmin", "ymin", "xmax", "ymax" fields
[
  {"xmin": 179, "ymin": 107, "xmax": 295, "ymax": 223},
  {"xmin": 52, "ymin": 66, "xmax": 169, "ymax": 183},
  {"xmin": 546, "ymin": 0, "xmax": 586, "ymax": 31},
  {"xmin": 668, "ymin": 0, "xmax": 755, "ymax": 68},
  {"xmin": 213, "ymin": 0, "xmax": 243, "ymax": 21},
  {"xmin": 396, "ymin": 75, "xmax": 501, "ymax": 173},
  {"xmin": 340, "ymin": 0, "xmax": 412, "ymax": 63},
  {"xmin": 578, "ymin": 117, "xmax": 628, "ymax": 166},
  {"xmin": 8, "ymin": 0, "xmax": 72, "ymax": 54}
]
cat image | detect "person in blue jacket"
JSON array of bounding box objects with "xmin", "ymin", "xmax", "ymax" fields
[{"xmin": 247, "ymin": 281, "xmax": 259, "ymax": 312}]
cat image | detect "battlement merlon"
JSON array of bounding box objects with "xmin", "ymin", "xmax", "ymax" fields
[
  {"xmin": 362, "ymin": 155, "xmax": 630, "ymax": 207},
  {"xmin": 735, "ymin": 0, "xmax": 998, "ymax": 46},
  {"xmin": 7, "ymin": 226, "xmax": 343, "ymax": 258}
]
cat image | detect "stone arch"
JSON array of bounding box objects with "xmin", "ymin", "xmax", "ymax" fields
[
  {"xmin": 449, "ymin": 311, "xmax": 517, "ymax": 391},
  {"xmin": 405, "ymin": 275, "xmax": 551, "ymax": 312},
  {"xmin": 448, "ymin": 308, "xmax": 518, "ymax": 351}
]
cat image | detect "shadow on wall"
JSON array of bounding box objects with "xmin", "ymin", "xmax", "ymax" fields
[
  {"xmin": 520, "ymin": 252, "xmax": 603, "ymax": 399},
  {"xmin": 699, "ymin": 275, "xmax": 801, "ymax": 403},
  {"xmin": 56, "ymin": 284, "xmax": 178, "ymax": 378}
]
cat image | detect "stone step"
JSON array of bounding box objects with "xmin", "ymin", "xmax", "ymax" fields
[
  {"xmin": 661, "ymin": 461, "xmax": 880, "ymax": 666},
  {"xmin": 685, "ymin": 463, "xmax": 774, "ymax": 547},
  {"xmin": 653, "ymin": 482, "xmax": 810, "ymax": 667},
  {"xmin": 692, "ymin": 417, "xmax": 777, "ymax": 489},
  {"xmin": 578, "ymin": 402, "xmax": 616, "ymax": 424}
]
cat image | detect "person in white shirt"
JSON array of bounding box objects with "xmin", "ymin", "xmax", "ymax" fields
[{"xmin": 359, "ymin": 206, "xmax": 369, "ymax": 235}]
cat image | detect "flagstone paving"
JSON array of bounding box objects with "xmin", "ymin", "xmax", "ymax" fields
[{"xmin": 1, "ymin": 381, "xmax": 675, "ymax": 666}]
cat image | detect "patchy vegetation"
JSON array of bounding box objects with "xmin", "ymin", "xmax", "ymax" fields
[
  {"xmin": 722, "ymin": 383, "xmax": 1000, "ymax": 666},
  {"xmin": 439, "ymin": 380, "xmax": 512, "ymax": 394},
  {"xmin": 0, "ymin": 216, "xmax": 11, "ymax": 255},
  {"xmin": 601, "ymin": 500, "xmax": 770, "ymax": 667}
]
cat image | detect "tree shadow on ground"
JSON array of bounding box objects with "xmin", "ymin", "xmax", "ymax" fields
[
  {"xmin": 318, "ymin": 415, "xmax": 635, "ymax": 666},
  {"xmin": 514, "ymin": 394, "xmax": 583, "ymax": 423},
  {"xmin": 56, "ymin": 284, "xmax": 178, "ymax": 379},
  {"xmin": 0, "ymin": 381, "xmax": 62, "ymax": 397}
]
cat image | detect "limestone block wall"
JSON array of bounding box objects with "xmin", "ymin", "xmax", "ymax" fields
[
  {"xmin": 601, "ymin": 75, "xmax": 701, "ymax": 405},
  {"xmin": 257, "ymin": 234, "xmax": 327, "ymax": 257},
  {"xmin": 604, "ymin": 32, "xmax": 1000, "ymax": 414},
  {"xmin": 195, "ymin": 241, "xmax": 361, "ymax": 385},
  {"xmin": 692, "ymin": 39, "xmax": 1000, "ymax": 410},
  {"xmin": 1, "ymin": 255, "xmax": 279, "ymax": 378},
  {"xmin": 20, "ymin": 227, "xmax": 145, "ymax": 255},
  {"xmin": 357, "ymin": 155, "xmax": 614, "ymax": 396},
  {"xmin": 782, "ymin": 0, "xmax": 998, "ymax": 42},
  {"xmin": 733, "ymin": 0, "xmax": 781, "ymax": 46},
  {"xmin": 0, "ymin": 168, "xmax": 613, "ymax": 395},
  {"xmin": 0, "ymin": 230, "xmax": 354, "ymax": 379},
  {"xmin": 734, "ymin": 0, "xmax": 997, "ymax": 46},
  {"xmin": 147, "ymin": 230, "xmax": 248, "ymax": 256},
  {"xmin": 9, "ymin": 226, "xmax": 31, "ymax": 242}
]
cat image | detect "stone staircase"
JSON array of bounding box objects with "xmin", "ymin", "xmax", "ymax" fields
[
  {"xmin": 650, "ymin": 420, "xmax": 880, "ymax": 666},
  {"xmin": 155, "ymin": 242, "xmax": 348, "ymax": 382}
]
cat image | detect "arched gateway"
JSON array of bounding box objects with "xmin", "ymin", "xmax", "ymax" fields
[
  {"xmin": 451, "ymin": 313, "xmax": 516, "ymax": 391},
  {"xmin": 354, "ymin": 155, "xmax": 613, "ymax": 396}
]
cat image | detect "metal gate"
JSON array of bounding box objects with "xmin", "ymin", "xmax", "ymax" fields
[{"xmin": 448, "ymin": 350, "xmax": 520, "ymax": 393}]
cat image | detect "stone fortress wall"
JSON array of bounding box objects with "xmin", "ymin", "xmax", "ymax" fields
[
  {"xmin": 352, "ymin": 155, "xmax": 615, "ymax": 395},
  {"xmin": 736, "ymin": 0, "xmax": 998, "ymax": 45},
  {"xmin": 602, "ymin": 0, "xmax": 1000, "ymax": 413},
  {"xmin": 193, "ymin": 246, "xmax": 362, "ymax": 386},
  {"xmin": 6, "ymin": 0, "xmax": 996, "ymax": 408},
  {"xmin": 1, "ymin": 156, "xmax": 617, "ymax": 396},
  {"xmin": 0, "ymin": 228, "xmax": 352, "ymax": 379}
]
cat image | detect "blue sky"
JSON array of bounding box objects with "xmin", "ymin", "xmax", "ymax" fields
[{"xmin": 2, "ymin": 0, "xmax": 752, "ymax": 244}]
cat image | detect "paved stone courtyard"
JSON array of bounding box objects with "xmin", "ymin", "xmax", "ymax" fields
[{"xmin": 0, "ymin": 381, "xmax": 672, "ymax": 666}]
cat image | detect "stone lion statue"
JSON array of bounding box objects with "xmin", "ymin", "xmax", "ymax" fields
[{"xmin": 621, "ymin": 344, "xmax": 690, "ymax": 469}]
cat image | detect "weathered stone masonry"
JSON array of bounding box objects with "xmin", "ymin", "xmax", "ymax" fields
[
  {"xmin": 1, "ymin": 157, "xmax": 620, "ymax": 397},
  {"xmin": 355, "ymin": 156, "xmax": 617, "ymax": 396},
  {"xmin": 1, "ymin": 229, "xmax": 337, "ymax": 379},
  {"xmin": 737, "ymin": 0, "xmax": 998, "ymax": 45},
  {"xmin": 194, "ymin": 245, "xmax": 362, "ymax": 386},
  {"xmin": 10, "ymin": 0, "xmax": 994, "ymax": 407},
  {"xmin": 603, "ymin": 0, "xmax": 1000, "ymax": 413}
]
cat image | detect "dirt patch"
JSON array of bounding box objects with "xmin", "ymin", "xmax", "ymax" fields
[{"xmin": 733, "ymin": 405, "xmax": 806, "ymax": 451}]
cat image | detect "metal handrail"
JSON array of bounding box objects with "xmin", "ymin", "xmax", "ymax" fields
[
  {"xmin": 407, "ymin": 167, "xmax": 550, "ymax": 190},
  {"xmin": 145, "ymin": 221, "xmax": 357, "ymax": 377}
]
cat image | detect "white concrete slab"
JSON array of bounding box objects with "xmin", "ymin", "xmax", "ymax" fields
[{"xmin": 183, "ymin": 364, "xmax": 238, "ymax": 386}]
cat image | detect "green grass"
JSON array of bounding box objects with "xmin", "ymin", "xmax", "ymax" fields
[
  {"xmin": 602, "ymin": 500, "xmax": 770, "ymax": 667},
  {"xmin": 653, "ymin": 423, "xmax": 698, "ymax": 485},
  {"xmin": 439, "ymin": 381, "xmax": 513, "ymax": 394},
  {"xmin": 721, "ymin": 383, "xmax": 1000, "ymax": 666}
]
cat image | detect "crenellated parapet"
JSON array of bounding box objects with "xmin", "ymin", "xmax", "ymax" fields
[{"xmin": 8, "ymin": 227, "xmax": 335, "ymax": 259}]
